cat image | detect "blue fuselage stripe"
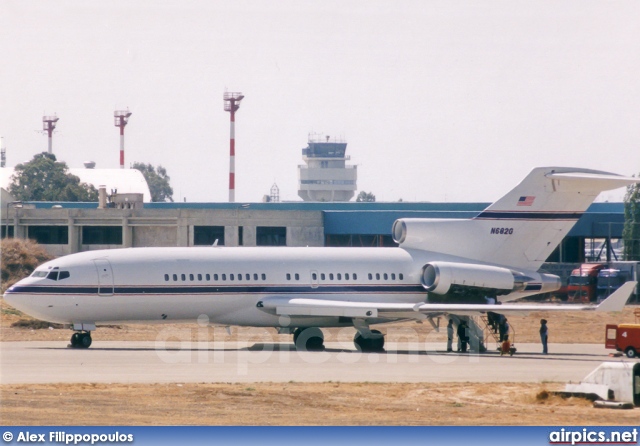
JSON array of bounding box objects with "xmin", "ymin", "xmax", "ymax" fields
[
  {"xmin": 7, "ymin": 284, "xmax": 425, "ymax": 295},
  {"xmin": 475, "ymin": 211, "xmax": 583, "ymax": 220}
]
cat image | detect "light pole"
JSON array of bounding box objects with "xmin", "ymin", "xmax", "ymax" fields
[{"xmin": 4, "ymin": 201, "xmax": 22, "ymax": 239}]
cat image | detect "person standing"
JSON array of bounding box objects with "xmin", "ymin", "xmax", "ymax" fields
[
  {"xmin": 457, "ymin": 321, "xmax": 468, "ymax": 353},
  {"xmin": 539, "ymin": 319, "xmax": 548, "ymax": 354},
  {"xmin": 446, "ymin": 319, "xmax": 454, "ymax": 352}
]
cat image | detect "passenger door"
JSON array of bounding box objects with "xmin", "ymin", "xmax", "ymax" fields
[{"xmin": 93, "ymin": 259, "xmax": 114, "ymax": 296}]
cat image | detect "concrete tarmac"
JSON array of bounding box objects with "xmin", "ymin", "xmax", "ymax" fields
[{"xmin": 3, "ymin": 341, "xmax": 635, "ymax": 385}]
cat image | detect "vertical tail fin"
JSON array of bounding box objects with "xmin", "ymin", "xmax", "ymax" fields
[{"xmin": 395, "ymin": 167, "xmax": 639, "ymax": 270}]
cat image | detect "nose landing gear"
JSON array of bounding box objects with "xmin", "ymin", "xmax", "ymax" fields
[{"xmin": 69, "ymin": 332, "xmax": 92, "ymax": 348}]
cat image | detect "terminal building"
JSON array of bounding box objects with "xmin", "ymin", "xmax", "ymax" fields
[{"xmin": 0, "ymin": 199, "xmax": 629, "ymax": 264}]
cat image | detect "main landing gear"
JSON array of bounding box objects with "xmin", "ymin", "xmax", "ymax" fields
[
  {"xmin": 291, "ymin": 327, "xmax": 385, "ymax": 353},
  {"xmin": 69, "ymin": 331, "xmax": 92, "ymax": 348}
]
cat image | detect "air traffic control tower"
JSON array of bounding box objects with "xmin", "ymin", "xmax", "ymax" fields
[{"xmin": 297, "ymin": 135, "xmax": 357, "ymax": 202}]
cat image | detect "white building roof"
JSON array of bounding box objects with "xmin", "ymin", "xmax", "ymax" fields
[{"xmin": 0, "ymin": 167, "xmax": 152, "ymax": 202}]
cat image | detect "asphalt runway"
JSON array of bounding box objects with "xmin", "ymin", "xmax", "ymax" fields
[{"xmin": 3, "ymin": 341, "xmax": 635, "ymax": 385}]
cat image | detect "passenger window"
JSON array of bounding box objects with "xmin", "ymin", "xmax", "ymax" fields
[
  {"xmin": 329, "ymin": 273, "xmax": 334, "ymax": 280},
  {"xmin": 287, "ymin": 273, "xmax": 291, "ymax": 281},
  {"xmin": 254, "ymin": 274, "xmax": 258, "ymax": 280},
  {"xmin": 190, "ymin": 274, "xmax": 195, "ymax": 281},
  {"xmin": 262, "ymin": 274, "xmax": 266, "ymax": 280},
  {"xmin": 312, "ymin": 273, "xmax": 317, "ymax": 280},
  {"xmin": 376, "ymin": 273, "xmax": 380, "ymax": 280},
  {"xmin": 345, "ymin": 273, "xmax": 349, "ymax": 280},
  {"xmin": 164, "ymin": 274, "xmax": 169, "ymax": 281},
  {"xmin": 181, "ymin": 274, "xmax": 186, "ymax": 281},
  {"xmin": 391, "ymin": 273, "xmax": 396, "ymax": 280},
  {"xmin": 399, "ymin": 273, "xmax": 404, "ymax": 280},
  {"xmin": 295, "ymin": 273, "xmax": 300, "ymax": 280},
  {"xmin": 173, "ymin": 274, "xmax": 178, "ymax": 281},
  {"xmin": 353, "ymin": 273, "xmax": 358, "ymax": 280},
  {"xmin": 238, "ymin": 274, "xmax": 242, "ymax": 281},
  {"xmin": 230, "ymin": 274, "xmax": 235, "ymax": 281},
  {"xmin": 222, "ymin": 274, "xmax": 226, "ymax": 281},
  {"xmin": 368, "ymin": 273, "xmax": 372, "ymax": 280},
  {"xmin": 198, "ymin": 274, "xmax": 202, "ymax": 281},
  {"xmin": 321, "ymin": 273, "xmax": 326, "ymax": 280},
  {"xmin": 246, "ymin": 274, "xmax": 251, "ymax": 281},
  {"xmin": 206, "ymin": 274, "xmax": 211, "ymax": 281},
  {"xmin": 337, "ymin": 273, "xmax": 341, "ymax": 280},
  {"xmin": 384, "ymin": 273, "xmax": 388, "ymax": 280}
]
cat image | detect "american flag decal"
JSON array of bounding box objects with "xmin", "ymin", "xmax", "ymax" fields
[{"xmin": 517, "ymin": 196, "xmax": 535, "ymax": 206}]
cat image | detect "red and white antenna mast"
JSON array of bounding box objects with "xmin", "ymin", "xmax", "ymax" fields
[
  {"xmin": 114, "ymin": 109, "xmax": 132, "ymax": 169},
  {"xmin": 223, "ymin": 92, "xmax": 244, "ymax": 202},
  {"xmin": 42, "ymin": 115, "xmax": 59, "ymax": 154}
]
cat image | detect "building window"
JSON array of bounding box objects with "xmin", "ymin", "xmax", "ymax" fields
[
  {"xmin": 82, "ymin": 226, "xmax": 122, "ymax": 245},
  {"xmin": 256, "ymin": 226, "xmax": 286, "ymax": 246},
  {"xmin": 28, "ymin": 226, "xmax": 68, "ymax": 245},
  {"xmin": 194, "ymin": 226, "xmax": 225, "ymax": 246},
  {"xmin": 238, "ymin": 226, "xmax": 243, "ymax": 246}
]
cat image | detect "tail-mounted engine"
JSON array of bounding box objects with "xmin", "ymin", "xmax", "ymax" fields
[{"xmin": 421, "ymin": 261, "xmax": 560, "ymax": 297}]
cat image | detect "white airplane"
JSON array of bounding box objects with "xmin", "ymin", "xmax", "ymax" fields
[{"xmin": 4, "ymin": 167, "xmax": 639, "ymax": 350}]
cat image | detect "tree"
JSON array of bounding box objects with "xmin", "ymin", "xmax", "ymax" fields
[
  {"xmin": 622, "ymin": 174, "xmax": 640, "ymax": 260},
  {"xmin": 9, "ymin": 153, "xmax": 98, "ymax": 202},
  {"xmin": 132, "ymin": 162, "xmax": 174, "ymax": 202},
  {"xmin": 356, "ymin": 191, "xmax": 376, "ymax": 202}
]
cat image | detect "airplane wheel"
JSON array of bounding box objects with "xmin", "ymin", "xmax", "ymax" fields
[
  {"xmin": 354, "ymin": 330, "xmax": 385, "ymax": 352},
  {"xmin": 70, "ymin": 333, "xmax": 81, "ymax": 347},
  {"xmin": 80, "ymin": 333, "xmax": 92, "ymax": 348},
  {"xmin": 294, "ymin": 328, "xmax": 324, "ymax": 351},
  {"xmin": 292, "ymin": 328, "xmax": 303, "ymax": 345},
  {"xmin": 626, "ymin": 347, "xmax": 637, "ymax": 358}
]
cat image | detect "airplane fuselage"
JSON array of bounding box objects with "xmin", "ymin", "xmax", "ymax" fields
[{"xmin": 4, "ymin": 246, "xmax": 550, "ymax": 328}]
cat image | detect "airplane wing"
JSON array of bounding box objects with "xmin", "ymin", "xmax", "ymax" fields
[{"xmin": 258, "ymin": 281, "xmax": 635, "ymax": 319}]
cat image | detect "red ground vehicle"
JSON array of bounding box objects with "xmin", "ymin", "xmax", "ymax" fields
[
  {"xmin": 606, "ymin": 324, "xmax": 640, "ymax": 358},
  {"xmin": 567, "ymin": 263, "xmax": 606, "ymax": 303}
]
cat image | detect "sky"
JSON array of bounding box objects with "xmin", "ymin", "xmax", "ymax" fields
[{"xmin": 1, "ymin": 1, "xmax": 639, "ymax": 203}]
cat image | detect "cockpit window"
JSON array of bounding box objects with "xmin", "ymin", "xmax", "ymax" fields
[
  {"xmin": 43, "ymin": 270, "xmax": 71, "ymax": 281},
  {"xmin": 32, "ymin": 271, "xmax": 48, "ymax": 278}
]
